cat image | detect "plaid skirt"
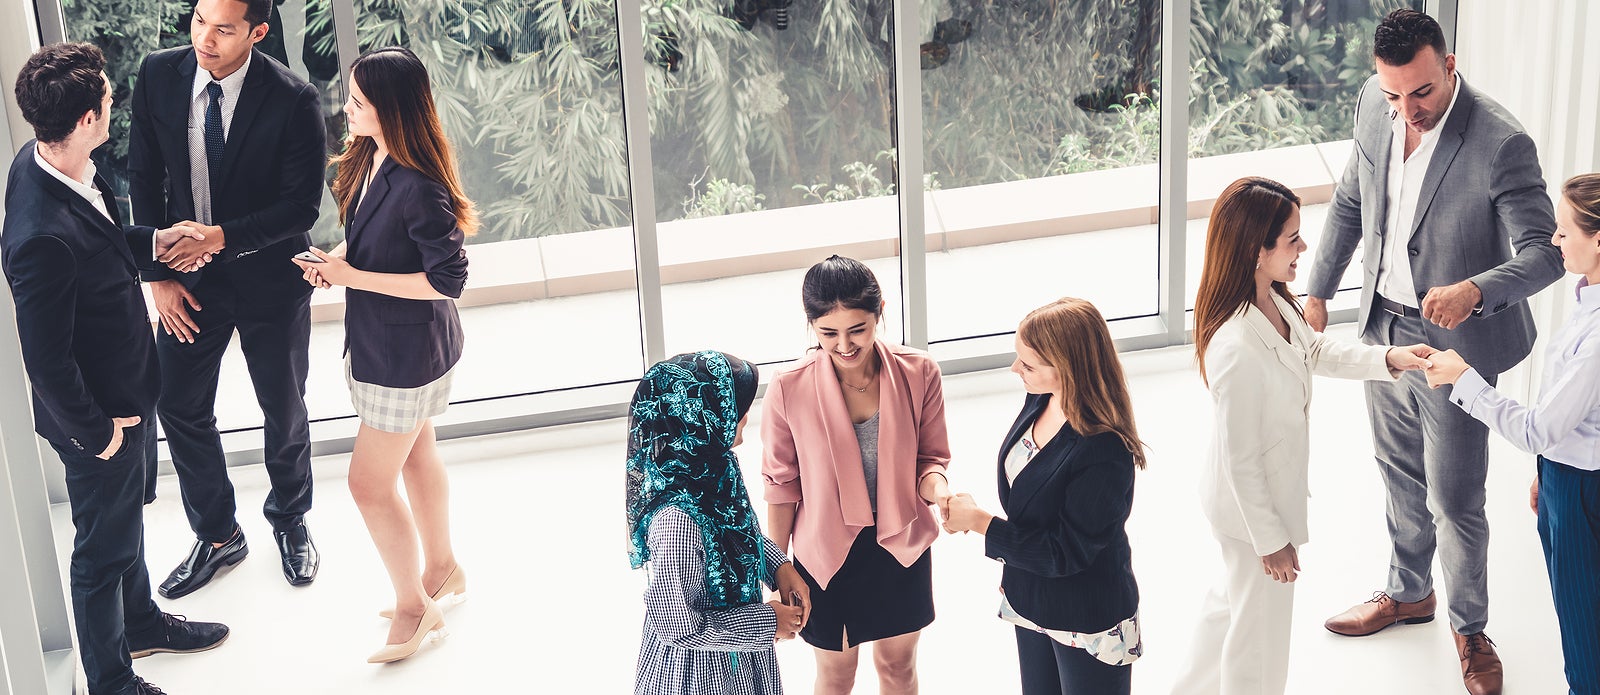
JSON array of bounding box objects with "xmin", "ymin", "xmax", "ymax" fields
[{"xmin": 344, "ymin": 357, "xmax": 454, "ymax": 433}]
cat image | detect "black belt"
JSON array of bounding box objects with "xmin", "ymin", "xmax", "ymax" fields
[{"xmin": 1377, "ymin": 293, "xmax": 1421, "ymax": 318}]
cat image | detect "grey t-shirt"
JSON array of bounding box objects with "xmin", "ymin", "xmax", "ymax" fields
[{"xmin": 854, "ymin": 412, "xmax": 881, "ymax": 514}]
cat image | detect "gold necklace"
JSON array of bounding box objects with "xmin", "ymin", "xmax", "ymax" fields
[{"xmin": 840, "ymin": 371, "xmax": 874, "ymax": 393}]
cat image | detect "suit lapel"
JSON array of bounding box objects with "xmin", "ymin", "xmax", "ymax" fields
[
  {"xmin": 1006, "ymin": 420, "xmax": 1078, "ymax": 517},
  {"xmin": 215, "ymin": 49, "xmax": 269, "ymax": 190},
  {"xmin": 1242, "ymin": 303, "xmax": 1310, "ymax": 391},
  {"xmin": 350, "ymin": 158, "xmax": 396, "ymax": 241},
  {"xmin": 808, "ymin": 350, "xmax": 875, "ymax": 528},
  {"xmin": 29, "ymin": 155, "xmax": 137, "ymax": 271},
  {"xmin": 994, "ymin": 396, "xmax": 1044, "ymax": 510},
  {"xmin": 1409, "ymin": 81, "xmax": 1472, "ymax": 238},
  {"xmin": 1368, "ymin": 111, "xmax": 1394, "ymax": 237},
  {"xmin": 169, "ymin": 51, "xmax": 199, "ymax": 213}
]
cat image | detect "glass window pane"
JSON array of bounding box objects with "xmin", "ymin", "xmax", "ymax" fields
[
  {"xmin": 648, "ymin": 2, "xmax": 902, "ymax": 364},
  {"xmin": 1185, "ymin": 0, "xmax": 1424, "ymax": 310},
  {"xmin": 353, "ymin": 0, "xmax": 643, "ymax": 401},
  {"xmin": 921, "ymin": 0, "xmax": 1163, "ymax": 342}
]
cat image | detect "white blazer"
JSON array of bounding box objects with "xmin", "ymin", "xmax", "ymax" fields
[{"xmin": 1200, "ymin": 293, "xmax": 1395, "ymax": 556}]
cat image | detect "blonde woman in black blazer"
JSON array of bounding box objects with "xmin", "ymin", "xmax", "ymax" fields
[
  {"xmin": 294, "ymin": 47, "xmax": 471, "ymax": 664},
  {"xmin": 944, "ymin": 298, "xmax": 1145, "ymax": 694}
]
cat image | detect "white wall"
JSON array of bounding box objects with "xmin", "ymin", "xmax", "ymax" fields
[{"xmin": 1456, "ymin": 0, "xmax": 1600, "ymax": 396}]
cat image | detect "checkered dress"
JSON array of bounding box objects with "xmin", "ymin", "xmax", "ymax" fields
[
  {"xmin": 636, "ymin": 506, "xmax": 788, "ymax": 695},
  {"xmin": 344, "ymin": 356, "xmax": 454, "ymax": 433}
]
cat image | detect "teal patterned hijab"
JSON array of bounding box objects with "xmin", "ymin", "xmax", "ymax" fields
[{"xmin": 626, "ymin": 351, "xmax": 766, "ymax": 608}]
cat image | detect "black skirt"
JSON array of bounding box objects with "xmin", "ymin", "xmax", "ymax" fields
[{"xmin": 794, "ymin": 526, "xmax": 934, "ymax": 651}]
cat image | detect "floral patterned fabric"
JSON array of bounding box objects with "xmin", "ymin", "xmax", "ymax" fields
[{"xmin": 626, "ymin": 350, "xmax": 766, "ymax": 609}]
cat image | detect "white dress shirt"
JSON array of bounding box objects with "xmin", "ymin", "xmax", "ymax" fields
[
  {"xmin": 1450, "ymin": 278, "xmax": 1600, "ymax": 471},
  {"xmin": 1376, "ymin": 73, "xmax": 1463, "ymax": 308},
  {"xmin": 34, "ymin": 149, "xmax": 112, "ymax": 223},
  {"xmin": 188, "ymin": 52, "xmax": 251, "ymax": 226}
]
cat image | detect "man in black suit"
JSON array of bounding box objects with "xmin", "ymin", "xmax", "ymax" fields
[
  {"xmin": 3, "ymin": 42, "xmax": 228, "ymax": 695},
  {"xmin": 127, "ymin": 0, "xmax": 327, "ymax": 597}
]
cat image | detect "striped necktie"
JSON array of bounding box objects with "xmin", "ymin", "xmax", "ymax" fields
[{"xmin": 204, "ymin": 81, "xmax": 225, "ymax": 192}]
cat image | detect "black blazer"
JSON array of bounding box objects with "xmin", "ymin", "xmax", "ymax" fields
[
  {"xmin": 985, "ymin": 392, "xmax": 1139, "ymax": 634},
  {"xmin": 126, "ymin": 47, "xmax": 326, "ymax": 301},
  {"xmin": 1, "ymin": 142, "xmax": 160, "ymax": 455},
  {"xmin": 343, "ymin": 158, "xmax": 467, "ymax": 389}
]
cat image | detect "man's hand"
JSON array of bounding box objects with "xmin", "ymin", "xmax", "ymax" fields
[
  {"xmin": 1304, "ymin": 296, "xmax": 1329, "ymax": 332},
  {"xmin": 1529, "ymin": 475, "xmax": 1540, "ymax": 514},
  {"xmin": 1260, "ymin": 543, "xmax": 1300, "ymax": 583},
  {"xmin": 150, "ymin": 279, "xmax": 203, "ymax": 343},
  {"xmin": 154, "ymin": 224, "xmax": 210, "ymax": 267},
  {"xmin": 159, "ymin": 221, "xmax": 225, "ymax": 272},
  {"xmin": 1421, "ymin": 280, "xmax": 1482, "ymax": 330},
  {"xmin": 95, "ymin": 415, "xmax": 141, "ymax": 460}
]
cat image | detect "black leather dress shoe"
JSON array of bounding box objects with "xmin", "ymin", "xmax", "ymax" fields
[
  {"xmin": 132, "ymin": 676, "xmax": 168, "ymax": 694},
  {"xmin": 275, "ymin": 521, "xmax": 319, "ymax": 586},
  {"xmin": 128, "ymin": 612, "xmax": 229, "ymax": 658},
  {"xmin": 158, "ymin": 528, "xmax": 247, "ymax": 599}
]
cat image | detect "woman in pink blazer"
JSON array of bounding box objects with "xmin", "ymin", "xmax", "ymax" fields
[{"xmin": 763, "ymin": 256, "xmax": 954, "ymax": 695}]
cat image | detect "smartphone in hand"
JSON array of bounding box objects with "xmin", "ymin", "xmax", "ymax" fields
[{"xmin": 293, "ymin": 249, "xmax": 325, "ymax": 263}]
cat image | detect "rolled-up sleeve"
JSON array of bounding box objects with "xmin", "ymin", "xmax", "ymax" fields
[
  {"xmin": 914, "ymin": 357, "xmax": 952, "ymax": 484},
  {"xmin": 404, "ymin": 180, "xmax": 468, "ymax": 298},
  {"xmin": 761, "ymin": 378, "xmax": 803, "ymax": 504}
]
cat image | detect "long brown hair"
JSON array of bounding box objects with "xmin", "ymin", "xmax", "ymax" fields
[
  {"xmin": 331, "ymin": 47, "xmax": 478, "ymax": 236},
  {"xmin": 1194, "ymin": 176, "xmax": 1301, "ymax": 385},
  {"xmin": 1018, "ymin": 298, "xmax": 1147, "ymax": 469},
  {"xmin": 1563, "ymin": 173, "xmax": 1600, "ymax": 236}
]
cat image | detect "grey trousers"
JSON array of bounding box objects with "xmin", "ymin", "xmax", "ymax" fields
[{"xmin": 1366, "ymin": 311, "xmax": 1493, "ymax": 635}]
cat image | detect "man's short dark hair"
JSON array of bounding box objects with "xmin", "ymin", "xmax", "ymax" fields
[
  {"xmin": 241, "ymin": 0, "xmax": 272, "ymax": 27},
  {"xmin": 14, "ymin": 42, "xmax": 106, "ymax": 145},
  {"xmin": 1374, "ymin": 9, "xmax": 1448, "ymax": 66}
]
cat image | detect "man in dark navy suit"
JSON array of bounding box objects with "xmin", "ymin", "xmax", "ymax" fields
[
  {"xmin": 3, "ymin": 42, "xmax": 228, "ymax": 695},
  {"xmin": 127, "ymin": 0, "xmax": 328, "ymax": 597}
]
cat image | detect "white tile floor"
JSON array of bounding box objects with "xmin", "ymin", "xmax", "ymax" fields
[{"xmin": 57, "ymin": 327, "xmax": 1570, "ymax": 694}]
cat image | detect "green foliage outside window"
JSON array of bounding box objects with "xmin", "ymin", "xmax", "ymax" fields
[{"xmin": 63, "ymin": 0, "xmax": 1418, "ymax": 245}]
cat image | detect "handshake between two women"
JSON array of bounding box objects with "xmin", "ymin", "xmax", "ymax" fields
[{"xmin": 1384, "ymin": 342, "xmax": 1478, "ymax": 388}]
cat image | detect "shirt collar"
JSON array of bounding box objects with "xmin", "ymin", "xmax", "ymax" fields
[
  {"xmin": 1577, "ymin": 276, "xmax": 1600, "ymax": 312},
  {"xmin": 33, "ymin": 147, "xmax": 102, "ymax": 201},
  {"xmin": 1390, "ymin": 71, "xmax": 1463, "ymax": 144},
  {"xmin": 191, "ymin": 50, "xmax": 253, "ymax": 100}
]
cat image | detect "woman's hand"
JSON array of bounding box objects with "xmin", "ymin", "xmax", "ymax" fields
[
  {"xmin": 920, "ymin": 472, "xmax": 953, "ymax": 522},
  {"xmin": 1260, "ymin": 543, "xmax": 1300, "ymax": 583},
  {"xmin": 1385, "ymin": 344, "xmax": 1436, "ymax": 372},
  {"xmin": 1423, "ymin": 348, "xmax": 1472, "ymax": 388},
  {"xmin": 774, "ymin": 562, "xmax": 810, "ymax": 631},
  {"xmin": 290, "ymin": 246, "xmax": 356, "ymax": 288},
  {"xmin": 767, "ymin": 599, "xmax": 805, "ymax": 641},
  {"xmin": 942, "ymin": 493, "xmax": 993, "ymax": 535},
  {"xmin": 1529, "ymin": 474, "xmax": 1539, "ymax": 515}
]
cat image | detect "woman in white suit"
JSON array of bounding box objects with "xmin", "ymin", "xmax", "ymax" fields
[{"xmin": 1171, "ymin": 177, "xmax": 1435, "ymax": 695}]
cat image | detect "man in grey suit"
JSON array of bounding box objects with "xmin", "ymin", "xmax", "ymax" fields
[{"xmin": 1304, "ymin": 10, "xmax": 1562, "ymax": 695}]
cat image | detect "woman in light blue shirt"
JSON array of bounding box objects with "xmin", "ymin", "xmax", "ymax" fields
[{"xmin": 1426, "ymin": 173, "xmax": 1600, "ymax": 695}]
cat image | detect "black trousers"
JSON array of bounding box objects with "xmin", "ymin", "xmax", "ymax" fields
[
  {"xmin": 1015, "ymin": 627, "xmax": 1131, "ymax": 695},
  {"xmin": 156, "ymin": 278, "xmax": 313, "ymax": 542},
  {"xmin": 52, "ymin": 420, "xmax": 164, "ymax": 695}
]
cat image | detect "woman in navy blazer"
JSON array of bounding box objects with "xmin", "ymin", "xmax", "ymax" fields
[
  {"xmin": 293, "ymin": 47, "xmax": 470, "ymax": 664},
  {"xmin": 944, "ymin": 297, "xmax": 1145, "ymax": 694}
]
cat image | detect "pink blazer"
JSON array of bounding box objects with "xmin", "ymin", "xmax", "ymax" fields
[{"xmin": 762, "ymin": 340, "xmax": 951, "ymax": 589}]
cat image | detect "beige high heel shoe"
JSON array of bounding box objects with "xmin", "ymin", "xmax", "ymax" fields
[
  {"xmin": 367, "ymin": 600, "xmax": 446, "ymax": 664},
  {"xmin": 379, "ymin": 565, "xmax": 466, "ymax": 619}
]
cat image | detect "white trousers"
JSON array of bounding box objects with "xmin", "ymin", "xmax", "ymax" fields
[{"xmin": 1170, "ymin": 532, "xmax": 1296, "ymax": 695}]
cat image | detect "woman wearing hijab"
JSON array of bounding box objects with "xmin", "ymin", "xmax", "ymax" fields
[{"xmin": 628, "ymin": 351, "xmax": 810, "ymax": 695}]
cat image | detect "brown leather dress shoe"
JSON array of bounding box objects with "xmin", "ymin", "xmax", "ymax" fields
[
  {"xmin": 1454, "ymin": 632, "xmax": 1503, "ymax": 695},
  {"xmin": 1324, "ymin": 590, "xmax": 1436, "ymax": 636}
]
